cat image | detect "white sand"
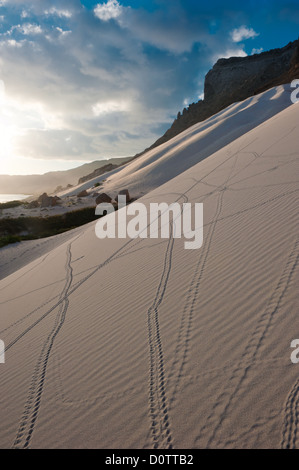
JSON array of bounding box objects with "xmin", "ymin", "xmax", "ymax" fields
[
  {"xmin": 0, "ymin": 91, "xmax": 298, "ymax": 449},
  {"xmin": 60, "ymin": 85, "xmax": 293, "ymax": 201},
  {"xmin": 0, "ymin": 224, "xmax": 92, "ymax": 281}
]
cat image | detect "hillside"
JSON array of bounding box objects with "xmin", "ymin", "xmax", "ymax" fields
[{"xmin": 0, "ymin": 157, "xmax": 131, "ymax": 196}]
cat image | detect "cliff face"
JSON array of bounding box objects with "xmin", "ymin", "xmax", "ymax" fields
[
  {"xmin": 141, "ymin": 39, "xmax": 299, "ymax": 155},
  {"xmin": 204, "ymin": 41, "xmax": 297, "ymax": 102}
]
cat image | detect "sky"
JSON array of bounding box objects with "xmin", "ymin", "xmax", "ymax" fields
[{"xmin": 0, "ymin": 0, "xmax": 298, "ymax": 175}]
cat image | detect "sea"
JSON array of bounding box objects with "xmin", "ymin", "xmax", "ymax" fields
[{"xmin": 0, "ymin": 194, "xmax": 32, "ymax": 203}]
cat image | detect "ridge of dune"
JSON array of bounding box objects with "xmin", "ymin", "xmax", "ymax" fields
[
  {"xmin": 59, "ymin": 84, "xmax": 293, "ymax": 201},
  {"xmin": 0, "ymin": 95, "xmax": 298, "ymax": 449}
]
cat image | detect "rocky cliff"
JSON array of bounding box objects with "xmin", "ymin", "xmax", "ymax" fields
[
  {"xmin": 204, "ymin": 40, "xmax": 297, "ymax": 102},
  {"xmin": 140, "ymin": 39, "xmax": 299, "ymax": 155}
]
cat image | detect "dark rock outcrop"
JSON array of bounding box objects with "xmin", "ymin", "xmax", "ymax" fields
[
  {"xmin": 41, "ymin": 197, "xmax": 53, "ymax": 207},
  {"xmin": 27, "ymin": 200, "xmax": 39, "ymax": 209},
  {"xmin": 78, "ymin": 163, "xmax": 118, "ymax": 185},
  {"xmin": 204, "ymin": 41, "xmax": 297, "ymax": 103},
  {"xmin": 77, "ymin": 190, "xmax": 88, "ymax": 198},
  {"xmin": 37, "ymin": 193, "xmax": 61, "ymax": 207},
  {"xmin": 37, "ymin": 193, "xmax": 48, "ymax": 203},
  {"xmin": 95, "ymin": 193, "xmax": 112, "ymax": 205}
]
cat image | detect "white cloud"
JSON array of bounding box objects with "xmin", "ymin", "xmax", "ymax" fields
[
  {"xmin": 94, "ymin": 0, "xmax": 123, "ymax": 22},
  {"xmin": 0, "ymin": 38, "xmax": 24, "ymax": 47},
  {"xmin": 224, "ymin": 48, "xmax": 247, "ymax": 58},
  {"xmin": 7, "ymin": 39, "xmax": 23, "ymax": 47},
  {"xmin": 21, "ymin": 10, "xmax": 29, "ymax": 19},
  {"xmin": 231, "ymin": 26, "xmax": 259, "ymax": 43},
  {"xmin": 56, "ymin": 27, "xmax": 72, "ymax": 38},
  {"xmin": 212, "ymin": 48, "xmax": 247, "ymax": 63},
  {"xmin": 19, "ymin": 23, "xmax": 42, "ymax": 35},
  {"xmin": 0, "ymin": 78, "xmax": 5, "ymax": 103},
  {"xmin": 92, "ymin": 100, "xmax": 129, "ymax": 116},
  {"xmin": 45, "ymin": 7, "xmax": 72, "ymax": 19},
  {"xmin": 251, "ymin": 47, "xmax": 263, "ymax": 55}
]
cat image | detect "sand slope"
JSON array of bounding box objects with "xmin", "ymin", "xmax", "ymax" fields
[
  {"xmin": 0, "ymin": 224, "xmax": 92, "ymax": 281},
  {"xmin": 60, "ymin": 85, "xmax": 293, "ymax": 200},
  {"xmin": 0, "ymin": 97, "xmax": 298, "ymax": 449}
]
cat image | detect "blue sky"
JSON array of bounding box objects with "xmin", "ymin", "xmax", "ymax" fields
[{"xmin": 0, "ymin": 0, "xmax": 298, "ymax": 175}]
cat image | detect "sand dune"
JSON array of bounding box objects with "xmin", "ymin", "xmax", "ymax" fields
[
  {"xmin": 0, "ymin": 224, "xmax": 92, "ymax": 281},
  {"xmin": 0, "ymin": 93, "xmax": 298, "ymax": 449},
  {"xmin": 60, "ymin": 85, "xmax": 293, "ymax": 200}
]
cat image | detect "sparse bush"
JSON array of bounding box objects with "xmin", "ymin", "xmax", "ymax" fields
[
  {"xmin": 0, "ymin": 235, "xmax": 22, "ymax": 248},
  {"xmin": 0, "ymin": 207, "xmax": 100, "ymax": 241},
  {"xmin": 0, "ymin": 200, "xmax": 23, "ymax": 210}
]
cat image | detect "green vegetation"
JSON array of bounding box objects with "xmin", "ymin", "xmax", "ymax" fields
[
  {"xmin": 0, "ymin": 235, "xmax": 22, "ymax": 248},
  {"xmin": 0, "ymin": 207, "xmax": 100, "ymax": 247},
  {"xmin": 0, "ymin": 200, "xmax": 23, "ymax": 210}
]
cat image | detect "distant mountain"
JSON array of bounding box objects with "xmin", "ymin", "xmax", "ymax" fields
[
  {"xmin": 135, "ymin": 39, "xmax": 299, "ymax": 156},
  {"xmin": 0, "ymin": 157, "xmax": 131, "ymax": 196}
]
